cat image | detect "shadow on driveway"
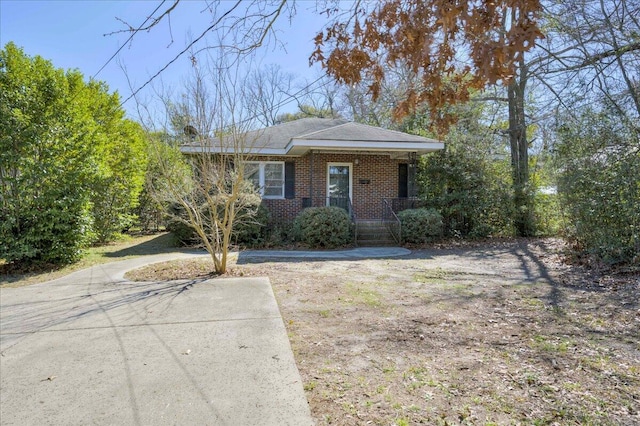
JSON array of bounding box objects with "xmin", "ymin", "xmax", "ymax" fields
[
  {"xmin": 0, "ymin": 256, "xmax": 313, "ymax": 425},
  {"xmin": 105, "ymin": 233, "xmax": 178, "ymax": 258}
]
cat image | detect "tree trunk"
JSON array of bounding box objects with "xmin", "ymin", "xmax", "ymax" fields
[{"xmin": 507, "ymin": 64, "xmax": 535, "ymax": 237}]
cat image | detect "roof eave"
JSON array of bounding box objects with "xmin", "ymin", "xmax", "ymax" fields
[
  {"xmin": 286, "ymin": 139, "xmax": 444, "ymax": 155},
  {"xmin": 180, "ymin": 138, "xmax": 445, "ymax": 156},
  {"xmin": 180, "ymin": 145, "xmax": 287, "ymax": 155}
]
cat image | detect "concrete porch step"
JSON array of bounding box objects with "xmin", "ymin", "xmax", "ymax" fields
[
  {"xmin": 357, "ymin": 240, "xmax": 398, "ymax": 247},
  {"xmin": 355, "ymin": 220, "xmax": 399, "ymax": 246}
]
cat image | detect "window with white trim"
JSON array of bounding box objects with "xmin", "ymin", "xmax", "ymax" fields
[{"xmin": 245, "ymin": 161, "xmax": 285, "ymax": 199}]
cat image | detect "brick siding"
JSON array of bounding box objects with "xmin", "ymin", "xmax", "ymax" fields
[{"xmin": 253, "ymin": 152, "xmax": 410, "ymax": 223}]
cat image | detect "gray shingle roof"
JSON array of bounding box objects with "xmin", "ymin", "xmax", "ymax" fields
[
  {"xmin": 296, "ymin": 121, "xmax": 436, "ymax": 143},
  {"xmin": 244, "ymin": 118, "xmax": 349, "ymax": 149},
  {"xmin": 181, "ymin": 118, "xmax": 443, "ymax": 155}
]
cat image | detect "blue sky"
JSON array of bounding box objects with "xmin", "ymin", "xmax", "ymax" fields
[{"xmin": 0, "ymin": 0, "xmax": 328, "ymax": 119}]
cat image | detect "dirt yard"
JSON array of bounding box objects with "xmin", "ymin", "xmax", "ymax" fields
[{"xmin": 128, "ymin": 239, "xmax": 639, "ymax": 425}]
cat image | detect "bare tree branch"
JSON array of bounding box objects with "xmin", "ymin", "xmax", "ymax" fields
[{"xmin": 105, "ymin": 0, "xmax": 180, "ymax": 36}]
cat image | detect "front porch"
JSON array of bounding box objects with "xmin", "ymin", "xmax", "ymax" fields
[
  {"xmin": 299, "ymin": 196, "xmax": 425, "ymax": 213},
  {"xmin": 260, "ymin": 151, "xmax": 423, "ymax": 224},
  {"xmin": 265, "ymin": 196, "xmax": 427, "ymax": 246},
  {"xmin": 301, "ymin": 152, "xmax": 420, "ymax": 221},
  {"xmin": 263, "ymin": 197, "xmax": 424, "ymax": 247}
]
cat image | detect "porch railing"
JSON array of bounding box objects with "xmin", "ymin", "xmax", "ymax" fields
[
  {"xmin": 348, "ymin": 197, "xmax": 357, "ymax": 246},
  {"xmin": 388, "ymin": 197, "xmax": 425, "ymax": 213},
  {"xmin": 382, "ymin": 199, "xmax": 401, "ymax": 244}
]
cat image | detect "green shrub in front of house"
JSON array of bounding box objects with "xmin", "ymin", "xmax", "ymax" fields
[
  {"xmin": 293, "ymin": 206, "xmax": 353, "ymax": 248},
  {"xmin": 399, "ymin": 208, "xmax": 443, "ymax": 244},
  {"xmin": 166, "ymin": 204, "xmax": 199, "ymax": 246},
  {"xmin": 233, "ymin": 203, "xmax": 270, "ymax": 247}
]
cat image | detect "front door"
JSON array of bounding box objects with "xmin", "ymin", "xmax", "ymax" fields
[{"xmin": 327, "ymin": 163, "xmax": 352, "ymax": 212}]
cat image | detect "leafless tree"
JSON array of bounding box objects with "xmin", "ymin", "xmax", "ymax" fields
[
  {"xmin": 539, "ymin": 0, "xmax": 640, "ymax": 124},
  {"xmin": 244, "ymin": 64, "xmax": 296, "ymax": 127},
  {"xmin": 148, "ymin": 50, "xmax": 263, "ymax": 274},
  {"xmin": 117, "ymin": 0, "xmax": 296, "ymax": 107}
]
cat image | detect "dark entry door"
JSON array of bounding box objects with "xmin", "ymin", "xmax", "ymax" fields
[{"xmin": 398, "ymin": 163, "xmax": 408, "ymax": 198}]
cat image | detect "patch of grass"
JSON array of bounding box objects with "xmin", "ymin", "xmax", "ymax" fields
[
  {"xmin": 382, "ymin": 364, "xmax": 396, "ymax": 374},
  {"xmin": 1, "ymin": 233, "xmax": 175, "ymax": 288},
  {"xmin": 524, "ymin": 372, "xmax": 540, "ymax": 385},
  {"xmin": 586, "ymin": 315, "xmax": 607, "ymax": 328},
  {"xmin": 457, "ymin": 405, "xmax": 472, "ymax": 421},
  {"xmin": 483, "ymin": 392, "xmax": 516, "ymax": 415},
  {"xmin": 530, "ymin": 335, "xmax": 573, "ymax": 353},
  {"xmin": 524, "ymin": 297, "xmax": 545, "ymax": 308},
  {"xmin": 403, "ymin": 366, "xmax": 430, "ymax": 391},
  {"xmin": 562, "ymin": 382, "xmax": 581, "ymax": 391},
  {"xmin": 344, "ymin": 282, "xmax": 382, "ymax": 307},
  {"xmin": 442, "ymin": 281, "xmax": 475, "ymax": 295},
  {"xmin": 303, "ymin": 381, "xmax": 317, "ymax": 391},
  {"xmin": 341, "ymin": 402, "xmax": 357, "ymax": 415},
  {"xmin": 414, "ymin": 267, "xmax": 447, "ymax": 284}
]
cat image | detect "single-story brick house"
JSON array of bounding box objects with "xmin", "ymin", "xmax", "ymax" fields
[{"xmin": 180, "ymin": 118, "xmax": 443, "ymax": 243}]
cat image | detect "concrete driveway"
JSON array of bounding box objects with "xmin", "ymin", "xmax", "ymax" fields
[{"xmin": 0, "ymin": 253, "xmax": 313, "ymax": 425}]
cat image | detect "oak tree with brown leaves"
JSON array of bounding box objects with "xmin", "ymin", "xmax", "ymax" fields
[
  {"xmin": 311, "ymin": 0, "xmax": 545, "ymax": 236},
  {"xmin": 311, "ymin": 0, "xmax": 543, "ymax": 131}
]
